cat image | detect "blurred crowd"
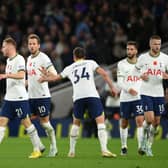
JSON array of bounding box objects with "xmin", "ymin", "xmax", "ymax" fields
[{"xmin": 0, "ymin": 0, "xmax": 168, "ymax": 67}]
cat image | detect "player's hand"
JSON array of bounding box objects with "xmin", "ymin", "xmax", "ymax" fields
[
  {"xmin": 162, "ymin": 72, "xmax": 168, "ymax": 79},
  {"xmin": 111, "ymin": 87, "xmax": 119, "ymax": 97},
  {"xmin": 128, "ymin": 88, "xmax": 138, "ymax": 96},
  {"xmin": 38, "ymin": 74, "xmax": 47, "ymax": 83},
  {"xmin": 140, "ymin": 73, "xmax": 149, "ymax": 81},
  {"xmin": 38, "ymin": 66, "xmax": 48, "ymax": 83},
  {"xmin": 0, "ymin": 74, "xmax": 7, "ymax": 80},
  {"xmin": 38, "ymin": 66, "xmax": 48, "ymax": 75}
]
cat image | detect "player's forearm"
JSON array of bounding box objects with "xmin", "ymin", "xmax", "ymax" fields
[
  {"xmin": 117, "ymin": 76, "xmax": 130, "ymax": 92},
  {"xmin": 0, "ymin": 72, "xmax": 24, "ymax": 79},
  {"xmin": 8, "ymin": 73, "xmax": 24, "ymax": 79},
  {"xmin": 103, "ymin": 73, "xmax": 115, "ymax": 91},
  {"xmin": 43, "ymin": 73, "xmax": 62, "ymax": 82}
]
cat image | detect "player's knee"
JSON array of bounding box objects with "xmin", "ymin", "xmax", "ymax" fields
[
  {"xmin": 0, "ymin": 117, "xmax": 8, "ymax": 127},
  {"xmin": 41, "ymin": 122, "xmax": 54, "ymax": 131},
  {"xmin": 0, "ymin": 126, "xmax": 6, "ymax": 133},
  {"xmin": 26, "ymin": 124, "xmax": 36, "ymax": 134},
  {"xmin": 70, "ymin": 124, "xmax": 79, "ymax": 137},
  {"xmin": 97, "ymin": 123, "xmax": 106, "ymax": 130}
]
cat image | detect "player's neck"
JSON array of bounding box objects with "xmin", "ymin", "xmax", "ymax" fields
[
  {"xmin": 31, "ymin": 50, "xmax": 40, "ymax": 58},
  {"xmin": 127, "ymin": 57, "xmax": 137, "ymax": 64},
  {"xmin": 8, "ymin": 52, "xmax": 17, "ymax": 60},
  {"xmin": 149, "ymin": 50, "xmax": 160, "ymax": 57},
  {"xmin": 75, "ymin": 58, "xmax": 84, "ymax": 62}
]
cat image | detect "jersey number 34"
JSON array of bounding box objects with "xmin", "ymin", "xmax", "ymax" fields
[{"xmin": 73, "ymin": 67, "xmax": 90, "ymax": 84}]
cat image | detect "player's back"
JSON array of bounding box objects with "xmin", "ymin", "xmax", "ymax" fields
[{"xmin": 61, "ymin": 60, "xmax": 100, "ymax": 101}]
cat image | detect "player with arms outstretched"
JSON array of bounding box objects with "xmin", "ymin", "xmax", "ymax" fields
[{"xmin": 39, "ymin": 47, "xmax": 118, "ymax": 158}]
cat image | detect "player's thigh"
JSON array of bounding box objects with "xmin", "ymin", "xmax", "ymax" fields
[
  {"xmin": 29, "ymin": 98, "xmax": 51, "ymax": 117},
  {"xmin": 21, "ymin": 117, "xmax": 32, "ymax": 128},
  {"xmin": 153, "ymin": 97, "xmax": 165, "ymax": 116},
  {"xmin": 87, "ymin": 98, "xmax": 104, "ymax": 119},
  {"xmin": 73, "ymin": 99, "xmax": 85, "ymax": 119},
  {"xmin": 0, "ymin": 100, "xmax": 15, "ymax": 119},
  {"xmin": 144, "ymin": 111, "xmax": 154, "ymax": 123},
  {"xmin": 141, "ymin": 95, "xmax": 154, "ymax": 112},
  {"xmin": 14, "ymin": 100, "xmax": 31, "ymax": 119},
  {"xmin": 120, "ymin": 102, "xmax": 131, "ymax": 119}
]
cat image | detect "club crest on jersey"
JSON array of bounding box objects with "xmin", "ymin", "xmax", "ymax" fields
[
  {"xmin": 27, "ymin": 69, "xmax": 37, "ymax": 76},
  {"xmin": 153, "ymin": 61, "xmax": 157, "ymax": 65},
  {"xmin": 127, "ymin": 75, "xmax": 140, "ymax": 82}
]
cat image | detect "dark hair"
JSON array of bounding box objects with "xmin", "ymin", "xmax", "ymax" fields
[
  {"xmin": 28, "ymin": 34, "xmax": 41, "ymax": 44},
  {"xmin": 127, "ymin": 41, "xmax": 138, "ymax": 49},
  {"xmin": 150, "ymin": 35, "xmax": 161, "ymax": 40},
  {"xmin": 3, "ymin": 37, "xmax": 16, "ymax": 48},
  {"xmin": 73, "ymin": 47, "xmax": 86, "ymax": 59}
]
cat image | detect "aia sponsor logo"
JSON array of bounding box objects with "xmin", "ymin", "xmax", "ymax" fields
[
  {"xmin": 127, "ymin": 76, "xmax": 140, "ymax": 82},
  {"xmin": 145, "ymin": 68, "xmax": 162, "ymax": 76}
]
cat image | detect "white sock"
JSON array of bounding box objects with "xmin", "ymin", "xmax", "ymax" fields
[
  {"xmin": 26, "ymin": 124, "xmax": 41, "ymax": 151},
  {"xmin": 143, "ymin": 120, "xmax": 151, "ymax": 138},
  {"xmin": 143, "ymin": 120, "xmax": 150, "ymax": 134},
  {"xmin": 42, "ymin": 122, "xmax": 57, "ymax": 151},
  {"xmin": 0, "ymin": 126, "xmax": 6, "ymax": 143},
  {"xmin": 97, "ymin": 123, "xmax": 108, "ymax": 152},
  {"xmin": 137, "ymin": 127, "xmax": 143, "ymax": 149},
  {"xmin": 69, "ymin": 124, "xmax": 79, "ymax": 154},
  {"xmin": 120, "ymin": 127, "xmax": 128, "ymax": 148},
  {"xmin": 148, "ymin": 125, "xmax": 155, "ymax": 148}
]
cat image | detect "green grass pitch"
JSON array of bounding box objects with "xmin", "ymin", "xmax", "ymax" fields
[{"xmin": 0, "ymin": 137, "xmax": 167, "ymax": 168}]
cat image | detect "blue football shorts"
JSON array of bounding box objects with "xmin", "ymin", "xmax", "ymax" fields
[
  {"xmin": 0, "ymin": 100, "xmax": 31, "ymax": 120},
  {"xmin": 141, "ymin": 95, "xmax": 165, "ymax": 116},
  {"xmin": 120, "ymin": 99, "xmax": 144, "ymax": 119},
  {"xmin": 29, "ymin": 98, "xmax": 51, "ymax": 117},
  {"xmin": 73, "ymin": 97, "xmax": 104, "ymax": 119}
]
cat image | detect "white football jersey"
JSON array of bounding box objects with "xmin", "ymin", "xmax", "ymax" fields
[
  {"xmin": 5, "ymin": 54, "xmax": 28, "ymax": 101},
  {"xmin": 117, "ymin": 58, "xmax": 142, "ymax": 102},
  {"xmin": 27, "ymin": 52, "xmax": 53, "ymax": 98},
  {"xmin": 135, "ymin": 51, "xmax": 168, "ymax": 97},
  {"xmin": 61, "ymin": 59, "xmax": 100, "ymax": 101}
]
